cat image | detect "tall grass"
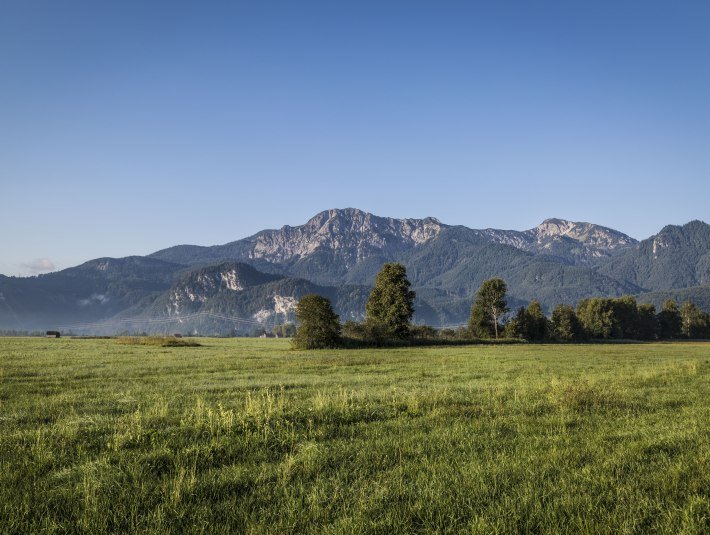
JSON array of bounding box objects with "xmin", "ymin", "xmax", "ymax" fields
[{"xmin": 0, "ymin": 338, "xmax": 707, "ymax": 533}]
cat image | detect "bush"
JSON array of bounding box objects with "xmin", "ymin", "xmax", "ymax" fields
[
  {"xmin": 291, "ymin": 294, "xmax": 342, "ymax": 349},
  {"xmin": 410, "ymin": 325, "xmax": 437, "ymax": 340},
  {"xmin": 116, "ymin": 336, "xmax": 201, "ymax": 347}
]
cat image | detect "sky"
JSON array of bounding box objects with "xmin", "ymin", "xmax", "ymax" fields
[{"xmin": 1, "ymin": 0, "xmax": 709, "ymax": 276}]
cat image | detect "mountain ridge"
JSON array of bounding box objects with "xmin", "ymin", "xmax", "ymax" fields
[
  {"xmin": 148, "ymin": 208, "xmax": 637, "ymax": 269},
  {"xmin": 1, "ymin": 209, "xmax": 707, "ymax": 334}
]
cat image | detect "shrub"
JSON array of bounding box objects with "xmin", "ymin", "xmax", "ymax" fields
[{"xmin": 292, "ymin": 294, "xmax": 342, "ymax": 349}]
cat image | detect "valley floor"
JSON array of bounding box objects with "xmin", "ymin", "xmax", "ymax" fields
[{"xmin": 0, "ymin": 338, "xmax": 708, "ymax": 534}]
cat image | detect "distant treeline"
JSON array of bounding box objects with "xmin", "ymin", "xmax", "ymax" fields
[
  {"xmin": 292, "ymin": 264, "xmax": 710, "ymax": 349},
  {"xmin": 0, "ymin": 330, "xmax": 45, "ymax": 337},
  {"xmin": 346, "ymin": 296, "xmax": 709, "ymax": 344},
  {"xmin": 461, "ymin": 295, "xmax": 707, "ymax": 342}
]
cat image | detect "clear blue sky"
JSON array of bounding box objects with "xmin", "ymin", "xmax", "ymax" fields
[{"xmin": 2, "ymin": 1, "xmax": 709, "ymax": 276}]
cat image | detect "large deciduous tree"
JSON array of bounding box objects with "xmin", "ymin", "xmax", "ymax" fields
[
  {"xmin": 636, "ymin": 303, "xmax": 658, "ymax": 340},
  {"xmin": 657, "ymin": 299, "xmax": 682, "ymax": 339},
  {"xmin": 365, "ymin": 263, "xmax": 416, "ymax": 339},
  {"xmin": 680, "ymin": 300, "xmax": 710, "ymax": 339},
  {"xmin": 550, "ymin": 304, "xmax": 583, "ymax": 341},
  {"xmin": 576, "ymin": 298, "xmax": 616, "ymax": 339},
  {"xmin": 469, "ymin": 278, "xmax": 509, "ymax": 339},
  {"xmin": 505, "ymin": 300, "xmax": 550, "ymax": 341},
  {"xmin": 292, "ymin": 294, "xmax": 341, "ymax": 349}
]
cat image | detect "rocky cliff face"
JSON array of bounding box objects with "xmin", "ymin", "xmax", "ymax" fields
[
  {"xmin": 149, "ymin": 209, "xmax": 636, "ymax": 268},
  {"xmin": 521, "ymin": 218, "xmax": 636, "ymax": 263},
  {"xmin": 165, "ymin": 262, "xmax": 279, "ymax": 316},
  {"xmin": 468, "ymin": 218, "xmax": 637, "ymax": 264},
  {"xmin": 245, "ymin": 208, "xmax": 446, "ymax": 264},
  {"xmin": 529, "ymin": 218, "xmax": 636, "ymax": 250}
]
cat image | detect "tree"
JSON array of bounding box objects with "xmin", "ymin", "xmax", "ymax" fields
[
  {"xmin": 505, "ymin": 300, "xmax": 549, "ymax": 341},
  {"xmin": 365, "ymin": 263, "xmax": 416, "ymax": 339},
  {"xmin": 291, "ymin": 294, "xmax": 341, "ymax": 349},
  {"xmin": 680, "ymin": 300, "xmax": 710, "ymax": 339},
  {"xmin": 577, "ymin": 298, "xmax": 616, "ymax": 339},
  {"xmin": 469, "ymin": 278, "xmax": 509, "ymax": 339},
  {"xmin": 657, "ymin": 299, "xmax": 682, "ymax": 339},
  {"xmin": 550, "ymin": 304, "xmax": 583, "ymax": 341},
  {"xmin": 503, "ymin": 309, "xmax": 525, "ymax": 339},
  {"xmin": 636, "ymin": 303, "xmax": 658, "ymax": 340},
  {"xmin": 612, "ymin": 296, "xmax": 640, "ymax": 339},
  {"xmin": 524, "ymin": 299, "xmax": 550, "ymax": 341}
]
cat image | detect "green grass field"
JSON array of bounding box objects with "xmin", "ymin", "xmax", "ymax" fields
[{"xmin": 0, "ymin": 338, "xmax": 708, "ymax": 534}]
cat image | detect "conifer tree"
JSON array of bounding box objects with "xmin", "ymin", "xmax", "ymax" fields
[
  {"xmin": 292, "ymin": 294, "xmax": 341, "ymax": 349},
  {"xmin": 365, "ymin": 263, "xmax": 416, "ymax": 339}
]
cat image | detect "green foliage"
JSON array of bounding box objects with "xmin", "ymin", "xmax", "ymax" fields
[
  {"xmin": 341, "ymin": 320, "xmax": 388, "ymax": 345},
  {"xmin": 658, "ymin": 300, "xmax": 682, "ymax": 339},
  {"xmin": 468, "ymin": 304, "xmax": 492, "ymax": 339},
  {"xmin": 291, "ymin": 294, "xmax": 341, "ymax": 349},
  {"xmin": 340, "ymin": 321, "xmax": 524, "ymax": 347},
  {"xmin": 525, "ymin": 300, "xmax": 549, "ymax": 341},
  {"xmin": 555, "ymin": 296, "xmax": 710, "ymax": 341},
  {"xmin": 680, "ymin": 300, "xmax": 710, "ymax": 339},
  {"xmin": 0, "ymin": 338, "xmax": 708, "ymax": 533},
  {"xmin": 436, "ymin": 326, "xmax": 471, "ymax": 340},
  {"xmin": 574, "ymin": 296, "xmax": 696, "ymax": 341},
  {"xmin": 502, "ymin": 315, "xmax": 522, "ymax": 339},
  {"xmin": 550, "ymin": 304, "xmax": 583, "ymax": 341},
  {"xmin": 636, "ymin": 303, "xmax": 658, "ymax": 341},
  {"xmin": 506, "ymin": 300, "xmax": 550, "ymax": 341},
  {"xmin": 577, "ymin": 298, "xmax": 621, "ymax": 339},
  {"xmin": 409, "ymin": 325, "xmax": 438, "ymax": 340},
  {"xmin": 613, "ymin": 296, "xmax": 641, "ymax": 339},
  {"xmin": 469, "ymin": 278, "xmax": 509, "ymax": 339},
  {"xmin": 341, "ymin": 320, "xmax": 367, "ymax": 340},
  {"xmin": 365, "ymin": 263, "xmax": 416, "ymax": 339},
  {"xmin": 576, "ymin": 296, "xmax": 649, "ymax": 340},
  {"xmin": 117, "ymin": 336, "xmax": 202, "ymax": 347}
]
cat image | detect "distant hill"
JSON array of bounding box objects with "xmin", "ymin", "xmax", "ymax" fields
[
  {"xmin": 0, "ymin": 257, "xmax": 183, "ymax": 331},
  {"xmin": 1, "ymin": 209, "xmax": 708, "ymax": 334},
  {"xmin": 637, "ymin": 286, "xmax": 710, "ymax": 312},
  {"xmin": 598, "ymin": 220, "xmax": 710, "ymax": 290}
]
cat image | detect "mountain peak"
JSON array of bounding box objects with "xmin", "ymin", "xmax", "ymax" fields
[
  {"xmin": 307, "ymin": 207, "xmax": 442, "ymax": 226},
  {"xmin": 249, "ymin": 208, "xmax": 446, "ymax": 268},
  {"xmin": 535, "ymin": 218, "xmax": 577, "ymax": 236},
  {"xmin": 308, "ymin": 207, "xmax": 366, "ymax": 221},
  {"xmin": 658, "ymin": 220, "xmax": 709, "ymax": 235},
  {"xmin": 531, "ymin": 218, "xmax": 636, "ymax": 249},
  {"xmin": 540, "ymin": 217, "xmax": 570, "ymax": 226}
]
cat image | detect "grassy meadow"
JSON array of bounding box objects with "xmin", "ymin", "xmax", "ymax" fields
[{"xmin": 0, "ymin": 337, "xmax": 708, "ymax": 534}]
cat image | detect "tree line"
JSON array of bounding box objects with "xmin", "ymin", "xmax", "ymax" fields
[
  {"xmin": 500, "ymin": 294, "xmax": 710, "ymax": 341},
  {"xmin": 291, "ymin": 263, "xmax": 710, "ymax": 349}
]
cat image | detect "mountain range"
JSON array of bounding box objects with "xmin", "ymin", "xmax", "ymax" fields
[{"xmin": 1, "ymin": 208, "xmax": 708, "ymax": 335}]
